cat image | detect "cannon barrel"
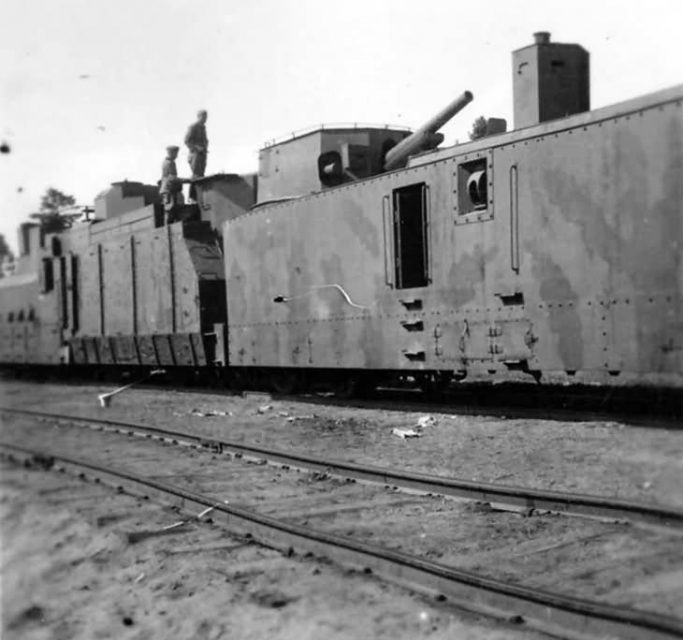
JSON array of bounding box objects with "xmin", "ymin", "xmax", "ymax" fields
[{"xmin": 384, "ymin": 90, "xmax": 473, "ymax": 171}]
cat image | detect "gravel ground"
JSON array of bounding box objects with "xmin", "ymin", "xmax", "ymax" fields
[
  {"xmin": 2, "ymin": 380, "xmax": 682, "ymax": 507},
  {"xmin": 1, "ymin": 460, "xmax": 556, "ymax": 640}
]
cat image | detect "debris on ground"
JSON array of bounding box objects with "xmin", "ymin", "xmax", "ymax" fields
[
  {"xmin": 125, "ymin": 524, "xmax": 194, "ymax": 544},
  {"xmin": 257, "ymin": 405, "xmax": 273, "ymax": 414},
  {"xmin": 286, "ymin": 414, "xmax": 315, "ymax": 422},
  {"xmin": 392, "ymin": 427, "xmax": 422, "ymax": 439},
  {"xmin": 125, "ymin": 503, "xmax": 228, "ymax": 544},
  {"xmin": 309, "ymin": 471, "xmax": 330, "ymax": 482},
  {"xmin": 391, "ymin": 415, "xmax": 437, "ymax": 439},
  {"xmin": 190, "ymin": 409, "xmax": 232, "ymax": 417},
  {"xmin": 416, "ymin": 415, "xmax": 437, "ymax": 429},
  {"xmin": 249, "ymin": 589, "xmax": 298, "ymax": 609},
  {"xmin": 97, "ymin": 369, "xmax": 165, "ymax": 408}
]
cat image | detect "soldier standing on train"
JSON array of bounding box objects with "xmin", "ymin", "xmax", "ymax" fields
[
  {"xmin": 185, "ymin": 110, "xmax": 208, "ymax": 201},
  {"xmin": 159, "ymin": 145, "xmax": 185, "ymax": 223}
]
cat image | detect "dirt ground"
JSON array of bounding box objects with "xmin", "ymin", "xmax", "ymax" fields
[
  {"xmin": 2, "ymin": 380, "xmax": 682, "ymax": 638},
  {"xmin": 0, "ymin": 460, "xmax": 554, "ymax": 640},
  {"xmin": 3, "ymin": 410, "xmax": 682, "ymax": 619},
  {"xmin": 1, "ymin": 380, "xmax": 682, "ymax": 507}
]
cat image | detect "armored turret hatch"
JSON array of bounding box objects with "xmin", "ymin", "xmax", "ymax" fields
[
  {"xmin": 513, "ymin": 31, "xmax": 590, "ymax": 129},
  {"xmin": 256, "ymin": 125, "xmax": 412, "ymax": 203}
]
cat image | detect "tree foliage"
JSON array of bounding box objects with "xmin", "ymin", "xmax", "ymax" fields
[
  {"xmin": 468, "ymin": 116, "xmax": 488, "ymax": 141},
  {"xmin": 0, "ymin": 234, "xmax": 11, "ymax": 261},
  {"xmin": 40, "ymin": 187, "xmax": 76, "ymax": 213},
  {"xmin": 0, "ymin": 234, "xmax": 13, "ymax": 278},
  {"xmin": 30, "ymin": 187, "xmax": 79, "ymax": 233}
]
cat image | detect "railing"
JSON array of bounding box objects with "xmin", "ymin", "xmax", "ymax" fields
[{"xmin": 261, "ymin": 122, "xmax": 413, "ymax": 148}]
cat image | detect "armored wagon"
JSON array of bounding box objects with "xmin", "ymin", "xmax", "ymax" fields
[{"xmin": 223, "ymin": 33, "xmax": 683, "ymax": 390}]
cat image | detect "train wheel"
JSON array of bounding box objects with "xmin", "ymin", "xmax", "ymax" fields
[
  {"xmin": 332, "ymin": 377, "xmax": 356, "ymax": 399},
  {"xmin": 419, "ymin": 372, "xmax": 452, "ymax": 395},
  {"xmin": 269, "ymin": 371, "xmax": 300, "ymax": 395},
  {"xmin": 336, "ymin": 375, "xmax": 375, "ymax": 399},
  {"xmin": 228, "ymin": 369, "xmax": 251, "ymax": 393}
]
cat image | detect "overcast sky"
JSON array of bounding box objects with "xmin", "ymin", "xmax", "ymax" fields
[{"xmin": 1, "ymin": 0, "xmax": 682, "ymax": 252}]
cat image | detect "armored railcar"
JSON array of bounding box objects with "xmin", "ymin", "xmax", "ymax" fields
[
  {"xmin": 0, "ymin": 177, "xmax": 254, "ymax": 372},
  {"xmin": 223, "ymin": 33, "xmax": 683, "ymax": 390}
]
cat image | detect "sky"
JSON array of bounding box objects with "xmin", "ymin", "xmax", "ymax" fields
[{"xmin": 1, "ymin": 0, "xmax": 682, "ymax": 252}]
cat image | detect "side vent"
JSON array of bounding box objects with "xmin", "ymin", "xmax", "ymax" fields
[
  {"xmin": 399, "ymin": 298, "xmax": 423, "ymax": 310},
  {"xmin": 496, "ymin": 292, "xmax": 525, "ymax": 306}
]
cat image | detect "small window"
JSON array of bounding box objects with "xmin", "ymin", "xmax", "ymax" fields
[
  {"xmin": 28, "ymin": 307, "xmax": 36, "ymax": 321},
  {"xmin": 17, "ymin": 310, "xmax": 25, "ymax": 322},
  {"xmin": 8, "ymin": 312, "xmax": 14, "ymax": 323},
  {"xmin": 458, "ymin": 159, "xmax": 488, "ymax": 214},
  {"xmin": 42, "ymin": 257, "xmax": 54, "ymax": 292},
  {"xmin": 392, "ymin": 183, "xmax": 429, "ymax": 289}
]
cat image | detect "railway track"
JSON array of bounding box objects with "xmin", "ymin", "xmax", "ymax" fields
[
  {"xmin": 2, "ymin": 409, "xmax": 683, "ymax": 639},
  {"xmin": 1, "ymin": 456, "xmax": 547, "ymax": 640},
  {"xmin": 2, "ymin": 406, "xmax": 682, "ymax": 529}
]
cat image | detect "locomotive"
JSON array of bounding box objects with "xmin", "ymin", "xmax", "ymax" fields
[{"xmin": 1, "ymin": 32, "xmax": 682, "ymax": 397}]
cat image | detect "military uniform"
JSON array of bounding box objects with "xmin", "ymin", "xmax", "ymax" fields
[
  {"xmin": 159, "ymin": 152, "xmax": 184, "ymax": 221},
  {"xmin": 184, "ymin": 121, "xmax": 208, "ymax": 178}
]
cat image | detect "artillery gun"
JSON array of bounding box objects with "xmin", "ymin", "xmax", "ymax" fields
[{"xmin": 383, "ymin": 91, "xmax": 473, "ymax": 170}]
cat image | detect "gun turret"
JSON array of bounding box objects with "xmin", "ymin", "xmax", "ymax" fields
[{"xmin": 383, "ymin": 91, "xmax": 473, "ymax": 171}]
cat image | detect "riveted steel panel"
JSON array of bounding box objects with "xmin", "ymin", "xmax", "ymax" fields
[
  {"xmin": 491, "ymin": 97, "xmax": 683, "ymax": 384},
  {"xmin": 150, "ymin": 230, "xmax": 174, "ymax": 333},
  {"xmin": 80, "ymin": 248, "xmax": 101, "ymax": 335},
  {"xmin": 137, "ymin": 335, "xmax": 159, "ymax": 366},
  {"xmin": 97, "ymin": 337, "xmax": 115, "ymax": 364},
  {"xmin": 152, "ymin": 334, "xmax": 175, "ymax": 366},
  {"xmin": 169, "ymin": 333, "xmax": 195, "ymax": 366},
  {"xmin": 225, "ymin": 158, "xmax": 489, "ymax": 372},
  {"xmin": 110, "ymin": 336, "xmax": 140, "ymax": 366},
  {"xmin": 69, "ymin": 338, "xmax": 88, "ymax": 364},
  {"xmin": 191, "ymin": 333, "xmax": 208, "ymax": 366},
  {"xmin": 226, "ymin": 85, "xmax": 683, "ymax": 387},
  {"xmin": 83, "ymin": 337, "xmax": 99, "ymax": 364},
  {"xmin": 102, "ymin": 239, "xmax": 135, "ymax": 335}
]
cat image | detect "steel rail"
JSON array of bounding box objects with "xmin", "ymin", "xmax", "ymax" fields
[
  {"xmin": 3, "ymin": 406, "xmax": 683, "ymax": 529},
  {"xmin": 2, "ymin": 440, "xmax": 683, "ymax": 640}
]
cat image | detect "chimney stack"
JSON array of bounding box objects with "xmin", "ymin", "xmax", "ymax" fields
[{"xmin": 512, "ymin": 32, "xmax": 590, "ymax": 129}]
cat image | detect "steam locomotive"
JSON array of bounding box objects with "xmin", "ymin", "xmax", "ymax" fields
[{"xmin": 1, "ymin": 32, "xmax": 681, "ymax": 397}]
